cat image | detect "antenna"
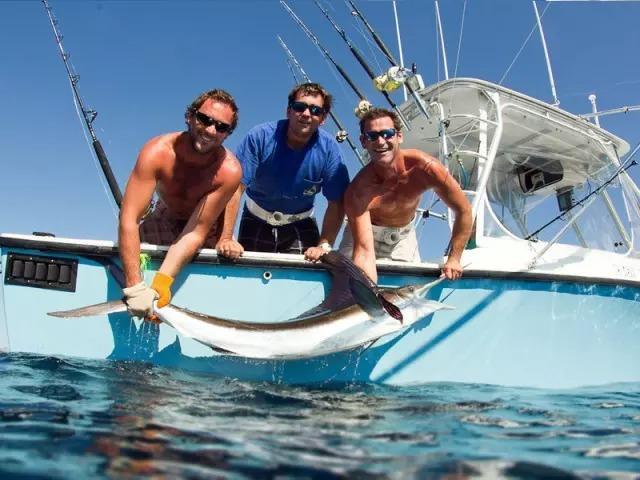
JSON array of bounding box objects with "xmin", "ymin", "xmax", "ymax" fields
[
  {"xmin": 391, "ymin": 1, "xmax": 407, "ymax": 101},
  {"xmin": 434, "ymin": 0, "xmax": 449, "ymax": 80},
  {"xmin": 532, "ymin": 0, "xmax": 559, "ymax": 106},
  {"xmin": 588, "ymin": 94, "xmax": 600, "ymax": 127}
]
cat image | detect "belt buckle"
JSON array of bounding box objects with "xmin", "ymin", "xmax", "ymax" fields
[
  {"xmin": 382, "ymin": 229, "xmax": 403, "ymax": 245},
  {"xmin": 270, "ymin": 211, "xmax": 285, "ymax": 226}
]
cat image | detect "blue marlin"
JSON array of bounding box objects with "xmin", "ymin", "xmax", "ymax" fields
[{"xmin": 49, "ymin": 252, "xmax": 451, "ymax": 359}]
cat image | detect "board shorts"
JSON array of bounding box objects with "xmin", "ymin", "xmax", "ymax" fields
[
  {"xmin": 139, "ymin": 201, "xmax": 220, "ymax": 248},
  {"xmin": 238, "ymin": 207, "xmax": 320, "ymax": 254}
]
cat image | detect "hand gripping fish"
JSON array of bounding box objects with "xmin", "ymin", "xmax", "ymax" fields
[{"xmin": 49, "ymin": 252, "xmax": 452, "ymax": 359}]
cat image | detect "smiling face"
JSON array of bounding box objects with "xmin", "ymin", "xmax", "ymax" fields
[
  {"xmin": 187, "ymin": 98, "xmax": 234, "ymax": 154},
  {"xmin": 286, "ymin": 93, "xmax": 326, "ymax": 144},
  {"xmin": 360, "ymin": 115, "xmax": 403, "ymax": 166}
]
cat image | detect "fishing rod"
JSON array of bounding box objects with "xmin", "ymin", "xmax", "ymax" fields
[
  {"xmin": 43, "ymin": 0, "xmax": 123, "ymax": 209},
  {"xmin": 277, "ymin": 35, "xmax": 365, "ymax": 166},
  {"xmin": 345, "ymin": 0, "xmax": 431, "ymax": 120},
  {"xmin": 312, "ymin": 0, "xmax": 410, "ymax": 129},
  {"xmin": 283, "ymin": 52, "xmax": 302, "ymax": 85},
  {"xmin": 280, "ymin": 0, "xmax": 371, "ymax": 118},
  {"xmin": 312, "ymin": 1, "xmax": 409, "ymax": 123}
]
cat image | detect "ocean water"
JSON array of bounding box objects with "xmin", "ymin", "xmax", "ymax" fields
[{"xmin": 0, "ymin": 353, "xmax": 638, "ymax": 479}]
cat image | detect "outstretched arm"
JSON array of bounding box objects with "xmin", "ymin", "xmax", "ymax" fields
[
  {"xmin": 159, "ymin": 164, "xmax": 242, "ymax": 278},
  {"xmin": 118, "ymin": 143, "xmax": 161, "ymax": 287},
  {"xmin": 215, "ymin": 183, "xmax": 246, "ymax": 259},
  {"xmin": 304, "ymin": 198, "xmax": 345, "ymax": 261},
  {"xmin": 344, "ymin": 182, "xmax": 378, "ymax": 283},
  {"xmin": 427, "ymin": 158, "xmax": 472, "ymax": 279},
  {"xmin": 349, "ymin": 210, "xmax": 377, "ymax": 283}
]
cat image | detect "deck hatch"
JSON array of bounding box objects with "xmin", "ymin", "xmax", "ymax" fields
[{"xmin": 4, "ymin": 253, "xmax": 77, "ymax": 292}]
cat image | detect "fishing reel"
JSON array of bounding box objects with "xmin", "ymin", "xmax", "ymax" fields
[
  {"xmin": 354, "ymin": 99, "xmax": 373, "ymax": 119},
  {"xmin": 373, "ymin": 66, "xmax": 425, "ymax": 93},
  {"xmin": 335, "ymin": 130, "xmax": 349, "ymax": 143}
]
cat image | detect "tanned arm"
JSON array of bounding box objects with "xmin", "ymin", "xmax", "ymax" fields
[
  {"xmin": 159, "ymin": 156, "xmax": 242, "ymax": 277},
  {"xmin": 304, "ymin": 198, "xmax": 345, "ymax": 261},
  {"xmin": 319, "ymin": 199, "xmax": 345, "ymax": 246},
  {"xmin": 118, "ymin": 140, "xmax": 163, "ymax": 287},
  {"xmin": 215, "ymin": 182, "xmax": 246, "ymax": 259},
  {"xmin": 344, "ymin": 178, "xmax": 378, "ymax": 283},
  {"xmin": 419, "ymin": 152, "xmax": 472, "ymax": 279}
]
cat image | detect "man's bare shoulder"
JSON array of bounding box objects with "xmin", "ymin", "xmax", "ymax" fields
[
  {"xmin": 403, "ymin": 148, "xmax": 438, "ymax": 167},
  {"xmin": 218, "ymin": 148, "xmax": 242, "ymax": 182},
  {"xmin": 402, "ymin": 148, "xmax": 447, "ymax": 178},
  {"xmin": 138, "ymin": 132, "xmax": 181, "ymax": 167},
  {"xmin": 344, "ymin": 166, "xmax": 375, "ymax": 211},
  {"xmin": 348, "ymin": 165, "xmax": 376, "ymax": 189}
]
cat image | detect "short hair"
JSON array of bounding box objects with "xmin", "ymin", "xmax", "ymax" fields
[
  {"xmin": 186, "ymin": 89, "xmax": 239, "ymax": 133},
  {"xmin": 359, "ymin": 107, "xmax": 403, "ymax": 133},
  {"xmin": 287, "ymin": 82, "xmax": 333, "ymax": 115}
]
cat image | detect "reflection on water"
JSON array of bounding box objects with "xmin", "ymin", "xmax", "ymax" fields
[{"xmin": 0, "ymin": 353, "xmax": 638, "ymax": 479}]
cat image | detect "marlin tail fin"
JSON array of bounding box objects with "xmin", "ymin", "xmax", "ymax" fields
[{"xmin": 48, "ymin": 300, "xmax": 128, "ymax": 318}]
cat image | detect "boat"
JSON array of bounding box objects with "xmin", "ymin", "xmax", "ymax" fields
[{"xmin": 1, "ymin": 3, "xmax": 639, "ymax": 388}]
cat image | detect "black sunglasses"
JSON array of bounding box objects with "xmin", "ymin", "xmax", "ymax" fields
[
  {"xmin": 288, "ymin": 100, "xmax": 325, "ymax": 117},
  {"xmin": 363, "ymin": 128, "xmax": 397, "ymax": 141},
  {"xmin": 193, "ymin": 110, "xmax": 232, "ymax": 133}
]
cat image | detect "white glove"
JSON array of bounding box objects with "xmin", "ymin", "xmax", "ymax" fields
[{"xmin": 122, "ymin": 281, "xmax": 158, "ymax": 318}]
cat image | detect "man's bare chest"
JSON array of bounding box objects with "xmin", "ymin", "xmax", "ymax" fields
[{"xmin": 159, "ymin": 167, "xmax": 216, "ymax": 208}]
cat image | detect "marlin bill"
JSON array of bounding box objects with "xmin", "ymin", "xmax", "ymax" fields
[{"xmin": 49, "ymin": 252, "xmax": 452, "ymax": 359}]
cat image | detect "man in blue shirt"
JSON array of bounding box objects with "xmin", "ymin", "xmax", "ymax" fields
[{"xmin": 215, "ymin": 83, "xmax": 350, "ymax": 260}]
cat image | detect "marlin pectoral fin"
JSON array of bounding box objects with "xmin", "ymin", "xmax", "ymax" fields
[
  {"xmin": 48, "ymin": 299, "xmax": 128, "ymax": 318},
  {"xmin": 378, "ymin": 294, "xmax": 403, "ymax": 322},
  {"xmin": 348, "ymin": 277, "xmax": 403, "ymax": 321}
]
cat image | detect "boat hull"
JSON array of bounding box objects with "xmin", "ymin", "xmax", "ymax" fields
[{"xmin": 1, "ymin": 237, "xmax": 639, "ymax": 388}]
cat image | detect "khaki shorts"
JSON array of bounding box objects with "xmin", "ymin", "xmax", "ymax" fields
[{"xmin": 338, "ymin": 220, "xmax": 421, "ymax": 262}]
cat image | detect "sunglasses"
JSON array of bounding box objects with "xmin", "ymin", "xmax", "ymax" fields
[
  {"xmin": 193, "ymin": 111, "xmax": 232, "ymax": 133},
  {"xmin": 363, "ymin": 128, "xmax": 397, "ymax": 141},
  {"xmin": 288, "ymin": 100, "xmax": 325, "ymax": 117}
]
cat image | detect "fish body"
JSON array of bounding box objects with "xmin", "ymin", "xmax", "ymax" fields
[
  {"xmin": 49, "ymin": 278, "xmax": 451, "ymax": 359},
  {"xmin": 49, "ymin": 252, "xmax": 451, "ymax": 359}
]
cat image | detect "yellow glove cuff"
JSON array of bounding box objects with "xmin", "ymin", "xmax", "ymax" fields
[{"xmin": 151, "ymin": 272, "xmax": 174, "ymax": 308}]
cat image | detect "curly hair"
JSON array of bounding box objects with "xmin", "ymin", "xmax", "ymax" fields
[
  {"xmin": 358, "ymin": 107, "xmax": 403, "ymax": 133},
  {"xmin": 186, "ymin": 89, "xmax": 239, "ymax": 133}
]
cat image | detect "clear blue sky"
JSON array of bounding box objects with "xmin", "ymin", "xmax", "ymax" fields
[{"xmin": 1, "ymin": 0, "xmax": 639, "ymax": 253}]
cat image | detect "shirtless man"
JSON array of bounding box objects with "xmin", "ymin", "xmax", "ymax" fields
[
  {"xmin": 119, "ymin": 89, "xmax": 242, "ymax": 318},
  {"xmin": 340, "ymin": 108, "xmax": 472, "ymax": 283}
]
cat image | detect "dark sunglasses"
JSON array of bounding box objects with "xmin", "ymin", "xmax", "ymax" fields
[
  {"xmin": 193, "ymin": 111, "xmax": 232, "ymax": 133},
  {"xmin": 288, "ymin": 100, "xmax": 325, "ymax": 117},
  {"xmin": 363, "ymin": 128, "xmax": 397, "ymax": 141}
]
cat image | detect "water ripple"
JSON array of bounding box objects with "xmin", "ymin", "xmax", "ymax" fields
[{"xmin": 0, "ymin": 354, "xmax": 638, "ymax": 478}]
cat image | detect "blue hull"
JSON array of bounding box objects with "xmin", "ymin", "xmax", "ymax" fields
[{"xmin": 2, "ymin": 240, "xmax": 639, "ymax": 388}]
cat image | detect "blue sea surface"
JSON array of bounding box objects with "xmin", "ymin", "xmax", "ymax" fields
[{"xmin": 0, "ymin": 353, "xmax": 638, "ymax": 479}]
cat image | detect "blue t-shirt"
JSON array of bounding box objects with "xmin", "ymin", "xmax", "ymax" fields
[{"xmin": 235, "ymin": 120, "xmax": 350, "ymax": 214}]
